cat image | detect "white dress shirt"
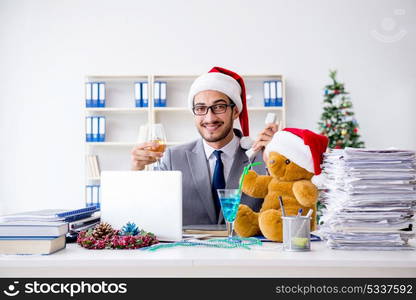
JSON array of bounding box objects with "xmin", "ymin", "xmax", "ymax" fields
[{"xmin": 203, "ymin": 134, "xmax": 240, "ymax": 183}]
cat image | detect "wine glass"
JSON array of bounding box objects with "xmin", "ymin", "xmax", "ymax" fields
[
  {"xmin": 137, "ymin": 124, "xmax": 167, "ymax": 170},
  {"xmin": 147, "ymin": 124, "xmax": 167, "ymax": 170},
  {"xmin": 216, "ymin": 189, "xmax": 241, "ymax": 240}
]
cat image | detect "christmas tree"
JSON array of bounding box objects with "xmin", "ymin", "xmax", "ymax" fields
[{"xmin": 318, "ymin": 70, "xmax": 365, "ymax": 149}]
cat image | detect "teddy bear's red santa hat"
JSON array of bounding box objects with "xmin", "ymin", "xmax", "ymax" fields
[{"xmin": 265, "ymin": 128, "xmax": 329, "ymax": 175}]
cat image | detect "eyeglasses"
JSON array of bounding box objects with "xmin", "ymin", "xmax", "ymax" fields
[{"xmin": 192, "ymin": 103, "xmax": 235, "ymax": 116}]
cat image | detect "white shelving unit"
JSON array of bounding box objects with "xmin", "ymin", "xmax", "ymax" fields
[{"xmin": 84, "ymin": 73, "xmax": 286, "ymax": 186}]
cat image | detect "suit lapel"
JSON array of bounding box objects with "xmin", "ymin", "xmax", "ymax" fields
[{"xmin": 186, "ymin": 140, "xmax": 217, "ymax": 224}]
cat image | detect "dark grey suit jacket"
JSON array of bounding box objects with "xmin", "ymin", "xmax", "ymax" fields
[{"xmin": 159, "ymin": 135, "xmax": 267, "ymax": 225}]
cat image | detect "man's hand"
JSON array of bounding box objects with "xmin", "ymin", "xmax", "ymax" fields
[
  {"xmin": 252, "ymin": 123, "xmax": 279, "ymax": 152},
  {"xmin": 130, "ymin": 142, "xmax": 164, "ymax": 171}
]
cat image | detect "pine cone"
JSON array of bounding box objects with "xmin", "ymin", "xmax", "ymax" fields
[
  {"xmin": 120, "ymin": 222, "xmax": 139, "ymax": 236},
  {"xmin": 92, "ymin": 222, "xmax": 114, "ymax": 239}
]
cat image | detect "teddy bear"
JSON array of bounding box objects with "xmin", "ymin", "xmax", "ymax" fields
[{"xmin": 235, "ymin": 128, "xmax": 328, "ymax": 242}]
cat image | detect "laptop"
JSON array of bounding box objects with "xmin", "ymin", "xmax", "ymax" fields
[{"xmin": 100, "ymin": 171, "xmax": 183, "ymax": 242}]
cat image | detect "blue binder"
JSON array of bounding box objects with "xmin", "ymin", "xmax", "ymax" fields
[
  {"xmin": 85, "ymin": 82, "xmax": 93, "ymax": 107},
  {"xmin": 92, "ymin": 116, "xmax": 99, "ymax": 142},
  {"xmin": 92, "ymin": 82, "xmax": 99, "ymax": 107},
  {"xmin": 142, "ymin": 82, "xmax": 149, "ymax": 107},
  {"xmin": 160, "ymin": 81, "xmax": 167, "ymax": 107},
  {"xmin": 263, "ymin": 81, "xmax": 271, "ymax": 107},
  {"xmin": 270, "ymin": 81, "xmax": 277, "ymax": 106},
  {"xmin": 135, "ymin": 82, "xmax": 142, "ymax": 107},
  {"xmin": 86, "ymin": 116, "xmax": 93, "ymax": 142},
  {"xmin": 154, "ymin": 81, "xmax": 161, "ymax": 107},
  {"xmin": 98, "ymin": 82, "xmax": 106, "ymax": 107},
  {"xmin": 98, "ymin": 116, "xmax": 106, "ymax": 142},
  {"xmin": 276, "ymin": 80, "xmax": 283, "ymax": 107}
]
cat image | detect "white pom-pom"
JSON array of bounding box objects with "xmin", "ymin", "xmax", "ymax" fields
[
  {"xmin": 311, "ymin": 173, "xmax": 327, "ymax": 189},
  {"xmin": 240, "ymin": 136, "xmax": 254, "ymax": 150}
]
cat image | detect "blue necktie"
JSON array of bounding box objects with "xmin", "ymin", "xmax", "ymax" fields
[{"xmin": 212, "ymin": 150, "xmax": 225, "ymax": 217}]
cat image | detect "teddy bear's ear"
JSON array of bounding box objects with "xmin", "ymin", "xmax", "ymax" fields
[{"xmin": 311, "ymin": 173, "xmax": 327, "ymax": 189}]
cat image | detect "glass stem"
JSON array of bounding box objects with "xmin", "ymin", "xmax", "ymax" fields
[{"xmin": 226, "ymin": 221, "xmax": 234, "ymax": 240}]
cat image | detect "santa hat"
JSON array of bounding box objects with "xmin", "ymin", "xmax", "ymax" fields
[
  {"xmin": 188, "ymin": 67, "xmax": 250, "ymax": 142},
  {"xmin": 265, "ymin": 128, "xmax": 329, "ymax": 175}
]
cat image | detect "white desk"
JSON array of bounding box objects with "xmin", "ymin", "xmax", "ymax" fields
[{"xmin": 1, "ymin": 242, "xmax": 415, "ymax": 277}]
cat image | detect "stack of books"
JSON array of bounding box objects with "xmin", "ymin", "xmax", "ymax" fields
[
  {"xmin": 182, "ymin": 224, "xmax": 227, "ymax": 237},
  {"xmin": 0, "ymin": 207, "xmax": 100, "ymax": 254},
  {"xmin": 319, "ymin": 148, "xmax": 416, "ymax": 250}
]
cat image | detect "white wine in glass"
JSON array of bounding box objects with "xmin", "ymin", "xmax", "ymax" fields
[{"xmin": 147, "ymin": 124, "xmax": 167, "ymax": 170}]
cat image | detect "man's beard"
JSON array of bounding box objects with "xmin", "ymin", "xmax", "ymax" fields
[{"xmin": 197, "ymin": 117, "xmax": 234, "ymax": 143}]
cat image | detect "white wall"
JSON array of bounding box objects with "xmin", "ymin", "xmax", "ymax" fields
[{"xmin": 1, "ymin": 0, "xmax": 415, "ymax": 214}]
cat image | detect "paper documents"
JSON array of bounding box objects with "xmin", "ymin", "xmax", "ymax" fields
[{"xmin": 318, "ymin": 148, "xmax": 415, "ymax": 250}]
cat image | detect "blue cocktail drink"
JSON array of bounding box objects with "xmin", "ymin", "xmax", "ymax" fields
[{"xmin": 217, "ymin": 189, "xmax": 241, "ymax": 240}]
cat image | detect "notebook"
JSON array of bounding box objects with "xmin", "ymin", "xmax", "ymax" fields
[
  {"xmin": 0, "ymin": 207, "xmax": 99, "ymax": 222},
  {"xmin": 0, "ymin": 236, "xmax": 66, "ymax": 255},
  {"xmin": 101, "ymin": 171, "xmax": 183, "ymax": 242},
  {"xmin": 0, "ymin": 221, "xmax": 68, "ymax": 237}
]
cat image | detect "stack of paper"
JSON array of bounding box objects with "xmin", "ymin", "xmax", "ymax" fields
[{"xmin": 319, "ymin": 148, "xmax": 415, "ymax": 250}]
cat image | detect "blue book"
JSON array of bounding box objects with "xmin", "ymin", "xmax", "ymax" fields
[{"xmin": 0, "ymin": 207, "xmax": 99, "ymax": 223}]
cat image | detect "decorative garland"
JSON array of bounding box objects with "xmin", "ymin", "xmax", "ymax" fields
[
  {"xmin": 77, "ymin": 222, "xmax": 159, "ymax": 250},
  {"xmin": 142, "ymin": 237, "xmax": 262, "ymax": 252}
]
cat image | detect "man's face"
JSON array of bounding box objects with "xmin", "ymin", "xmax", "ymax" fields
[{"xmin": 193, "ymin": 90, "xmax": 239, "ymax": 143}]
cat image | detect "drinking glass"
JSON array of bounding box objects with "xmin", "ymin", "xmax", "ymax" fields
[
  {"xmin": 216, "ymin": 189, "xmax": 241, "ymax": 240},
  {"xmin": 148, "ymin": 123, "xmax": 167, "ymax": 170},
  {"xmin": 137, "ymin": 124, "xmax": 167, "ymax": 170}
]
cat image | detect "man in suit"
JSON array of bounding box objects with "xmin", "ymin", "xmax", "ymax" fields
[{"xmin": 131, "ymin": 67, "xmax": 278, "ymax": 225}]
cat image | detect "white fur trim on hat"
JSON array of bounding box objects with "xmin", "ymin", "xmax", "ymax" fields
[
  {"xmin": 265, "ymin": 131, "xmax": 314, "ymax": 173},
  {"xmin": 188, "ymin": 72, "xmax": 242, "ymax": 112}
]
